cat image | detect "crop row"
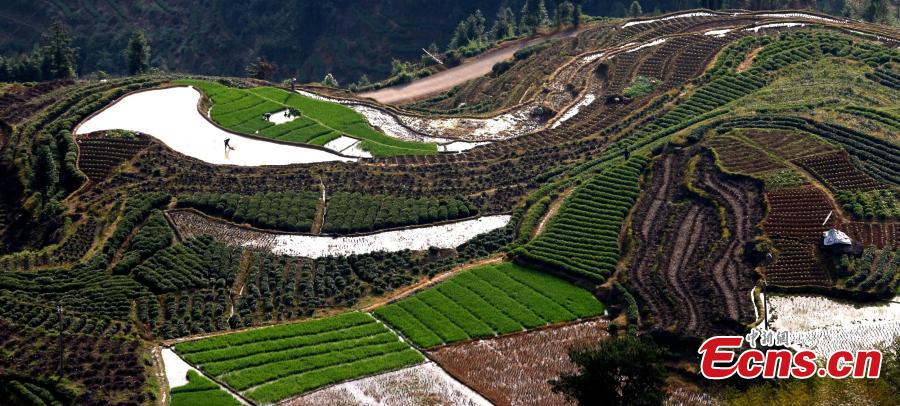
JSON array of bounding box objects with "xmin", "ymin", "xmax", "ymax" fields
[
  {"xmin": 836, "ymin": 189, "xmax": 898, "ymax": 220},
  {"xmin": 793, "ymin": 151, "xmax": 884, "ymax": 192},
  {"xmin": 718, "ymin": 116, "xmax": 900, "ymax": 186},
  {"xmin": 374, "ymin": 262, "xmax": 603, "ymax": 348},
  {"xmin": 176, "ymin": 79, "xmax": 436, "ymax": 156},
  {"xmin": 323, "ymin": 192, "xmax": 476, "ymax": 234},
  {"xmin": 766, "ymin": 238, "xmax": 831, "ymax": 287},
  {"xmin": 514, "ymin": 157, "xmax": 648, "ymax": 281},
  {"xmin": 170, "ymin": 371, "xmax": 241, "ymax": 406},
  {"xmin": 177, "ymin": 191, "xmax": 319, "ymax": 232},
  {"xmin": 842, "ymin": 246, "xmax": 899, "ymax": 296},
  {"xmin": 133, "ymin": 236, "xmax": 234, "ymax": 293},
  {"xmin": 177, "ymin": 312, "xmax": 423, "ymax": 403}
]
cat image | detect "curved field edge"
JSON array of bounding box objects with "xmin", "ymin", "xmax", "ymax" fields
[
  {"xmin": 174, "ymin": 312, "xmax": 424, "ymax": 404},
  {"xmin": 372, "ymin": 262, "xmax": 604, "ymax": 348},
  {"xmin": 174, "ymin": 79, "xmax": 437, "ymax": 156}
]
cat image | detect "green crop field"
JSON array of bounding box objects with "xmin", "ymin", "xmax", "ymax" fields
[
  {"xmin": 175, "ymin": 312, "xmax": 423, "ymax": 404},
  {"xmin": 174, "ymin": 79, "xmax": 437, "ymax": 156},
  {"xmin": 373, "ymin": 262, "xmax": 604, "ymax": 348},
  {"xmin": 514, "ymin": 157, "xmax": 649, "ymax": 282},
  {"xmin": 170, "ymin": 370, "xmax": 241, "ymax": 406}
]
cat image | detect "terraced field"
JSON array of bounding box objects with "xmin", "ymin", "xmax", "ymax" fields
[
  {"xmin": 514, "ymin": 157, "xmax": 649, "ymax": 282},
  {"xmin": 177, "ymin": 79, "xmax": 436, "ymax": 156},
  {"xmin": 176, "ymin": 312, "xmax": 423, "ymax": 404},
  {"xmin": 1, "ymin": 9, "xmax": 899, "ymax": 406},
  {"xmin": 170, "ymin": 371, "xmax": 241, "ymax": 406},
  {"xmin": 373, "ymin": 262, "xmax": 603, "ymax": 348}
]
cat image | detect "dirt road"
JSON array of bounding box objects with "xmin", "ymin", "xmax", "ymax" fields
[{"xmin": 359, "ymin": 27, "xmax": 590, "ymax": 104}]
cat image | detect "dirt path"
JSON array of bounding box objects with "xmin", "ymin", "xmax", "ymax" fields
[
  {"xmin": 311, "ymin": 180, "xmax": 326, "ymax": 235},
  {"xmin": 736, "ymin": 47, "xmax": 762, "ymax": 73},
  {"xmin": 359, "ymin": 27, "xmax": 590, "ymax": 104},
  {"xmin": 361, "ymin": 255, "xmax": 505, "ymax": 312},
  {"xmin": 531, "ymin": 187, "xmax": 575, "ymax": 238}
]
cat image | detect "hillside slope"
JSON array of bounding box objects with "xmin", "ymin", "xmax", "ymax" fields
[{"xmin": 3, "ymin": 1, "xmax": 883, "ymax": 83}]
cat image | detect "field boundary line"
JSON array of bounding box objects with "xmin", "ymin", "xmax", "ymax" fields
[
  {"xmin": 160, "ymin": 346, "xmax": 255, "ymax": 406},
  {"xmin": 361, "ymin": 254, "xmax": 504, "ymax": 312}
]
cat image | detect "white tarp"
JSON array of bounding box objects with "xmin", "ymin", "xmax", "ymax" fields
[{"xmin": 822, "ymin": 228, "xmax": 852, "ymax": 246}]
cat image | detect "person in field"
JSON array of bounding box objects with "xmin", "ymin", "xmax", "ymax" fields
[{"xmin": 224, "ymin": 138, "xmax": 234, "ymax": 151}]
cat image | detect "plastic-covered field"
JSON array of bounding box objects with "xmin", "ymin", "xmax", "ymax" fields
[
  {"xmin": 286, "ymin": 362, "xmax": 490, "ymax": 406},
  {"xmin": 769, "ymin": 294, "xmax": 900, "ymax": 356},
  {"xmin": 243, "ymin": 215, "xmax": 511, "ymax": 257},
  {"xmin": 76, "ymin": 86, "xmax": 355, "ymax": 166}
]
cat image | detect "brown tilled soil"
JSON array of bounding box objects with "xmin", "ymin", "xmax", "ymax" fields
[
  {"xmin": 625, "ymin": 150, "xmax": 763, "ymax": 337},
  {"xmin": 428, "ymin": 319, "xmax": 608, "ymax": 406},
  {"xmin": 360, "ymin": 28, "xmax": 588, "ymax": 104}
]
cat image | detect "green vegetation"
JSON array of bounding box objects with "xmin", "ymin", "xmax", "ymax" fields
[
  {"xmin": 623, "ymin": 76, "xmax": 658, "ymax": 98},
  {"xmin": 102, "ymin": 192, "xmax": 171, "ymax": 258},
  {"xmin": 374, "ymin": 262, "xmax": 603, "ymax": 348},
  {"xmin": 176, "ymin": 312, "xmax": 423, "ymax": 404},
  {"xmin": 514, "ymin": 157, "xmax": 649, "ymax": 281},
  {"xmin": 550, "ymin": 336, "xmax": 667, "ymax": 405},
  {"xmin": 175, "ymin": 79, "xmax": 436, "ymax": 156},
  {"xmin": 0, "ymin": 19, "xmax": 77, "ymax": 82},
  {"xmin": 836, "ymin": 189, "xmax": 899, "ymax": 220},
  {"xmin": 840, "ymin": 246, "xmax": 899, "ymax": 296},
  {"xmin": 132, "ymin": 236, "xmax": 234, "ymax": 293},
  {"xmin": 323, "ymin": 193, "xmax": 477, "ymax": 234},
  {"xmin": 111, "ymin": 210, "xmax": 173, "ymax": 275},
  {"xmin": 170, "ymin": 371, "xmax": 240, "ymax": 406},
  {"xmin": 177, "ymin": 191, "xmax": 320, "ymax": 232},
  {"xmin": 764, "ymin": 169, "xmax": 807, "ymax": 189}
]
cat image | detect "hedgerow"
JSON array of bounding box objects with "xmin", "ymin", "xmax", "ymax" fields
[
  {"xmin": 178, "ymin": 191, "xmax": 319, "ymax": 232},
  {"xmin": 514, "ymin": 157, "xmax": 648, "ymax": 281},
  {"xmin": 323, "ymin": 193, "xmax": 476, "ymax": 233}
]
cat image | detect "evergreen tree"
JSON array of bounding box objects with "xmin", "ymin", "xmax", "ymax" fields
[
  {"xmin": 322, "ymin": 73, "xmax": 339, "ymax": 87},
  {"xmin": 610, "ymin": 1, "xmax": 628, "ymax": 18},
  {"xmin": 467, "ymin": 9, "xmax": 486, "ymax": 42},
  {"xmin": 356, "ymin": 74, "xmax": 370, "ymax": 88},
  {"xmin": 573, "ymin": 1, "xmax": 583, "ymax": 27},
  {"xmin": 551, "ymin": 336, "xmax": 667, "ymax": 405},
  {"xmin": 448, "ymin": 20, "xmax": 469, "ymax": 50},
  {"xmin": 629, "ymin": 1, "xmax": 643, "ymax": 17},
  {"xmin": 39, "ymin": 19, "xmax": 78, "ymax": 80},
  {"xmin": 31, "ymin": 143, "xmax": 59, "ymax": 198},
  {"xmin": 491, "ymin": 7, "xmax": 518, "ymax": 40},
  {"xmin": 556, "ymin": 1, "xmax": 576, "ymax": 28},
  {"xmin": 864, "ymin": 0, "xmax": 889, "ymax": 23},
  {"xmin": 124, "ymin": 30, "xmax": 151, "ymax": 75},
  {"xmin": 520, "ymin": 0, "xmax": 550, "ymax": 34}
]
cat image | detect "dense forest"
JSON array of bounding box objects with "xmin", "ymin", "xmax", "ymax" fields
[{"xmin": 1, "ymin": 0, "xmax": 895, "ymax": 84}]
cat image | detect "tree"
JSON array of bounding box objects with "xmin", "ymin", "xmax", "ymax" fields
[
  {"xmin": 245, "ymin": 57, "xmax": 277, "ymax": 80},
  {"xmin": 629, "ymin": 1, "xmax": 644, "ymax": 17},
  {"xmin": 124, "ymin": 30, "xmax": 151, "ymax": 75},
  {"xmin": 32, "ymin": 143, "xmax": 59, "ymax": 199},
  {"xmin": 520, "ymin": 0, "xmax": 550, "ymax": 34},
  {"xmin": 466, "ymin": 9, "xmax": 486, "ymax": 42},
  {"xmin": 610, "ymin": 1, "xmax": 628, "ymax": 18},
  {"xmin": 550, "ymin": 336, "xmax": 667, "ymax": 406},
  {"xmin": 556, "ymin": 1, "xmax": 576, "ymax": 29},
  {"xmin": 448, "ymin": 20, "xmax": 470, "ymax": 50},
  {"xmin": 356, "ymin": 74, "xmax": 370, "ymax": 88},
  {"xmin": 39, "ymin": 19, "xmax": 78, "ymax": 80},
  {"xmin": 322, "ymin": 73, "xmax": 339, "ymax": 87},
  {"xmin": 573, "ymin": 1, "xmax": 583, "ymax": 27},
  {"xmin": 491, "ymin": 7, "xmax": 518, "ymax": 40},
  {"xmin": 864, "ymin": 0, "xmax": 889, "ymax": 23}
]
